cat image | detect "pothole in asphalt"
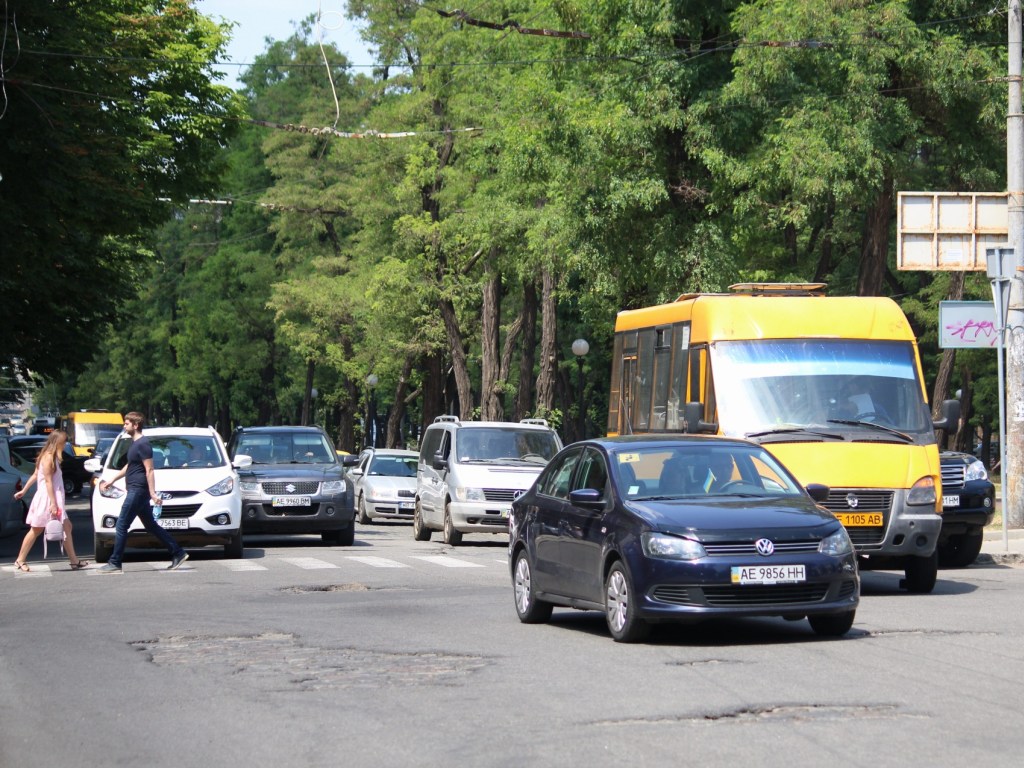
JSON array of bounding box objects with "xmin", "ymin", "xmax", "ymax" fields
[
  {"xmin": 590, "ymin": 703, "xmax": 918, "ymax": 727},
  {"xmin": 131, "ymin": 632, "xmax": 490, "ymax": 690},
  {"xmin": 665, "ymin": 659, "xmax": 747, "ymax": 668},
  {"xmin": 279, "ymin": 583, "xmax": 372, "ymax": 593},
  {"xmin": 864, "ymin": 629, "xmax": 998, "ymax": 638}
]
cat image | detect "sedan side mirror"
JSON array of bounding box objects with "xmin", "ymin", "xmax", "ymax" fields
[
  {"xmin": 569, "ymin": 488, "xmax": 605, "ymax": 509},
  {"xmin": 83, "ymin": 458, "xmax": 102, "ymax": 473},
  {"xmin": 804, "ymin": 483, "xmax": 830, "ymax": 503}
]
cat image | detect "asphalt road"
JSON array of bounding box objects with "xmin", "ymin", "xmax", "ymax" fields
[{"xmin": 2, "ymin": 496, "xmax": 1024, "ymax": 767}]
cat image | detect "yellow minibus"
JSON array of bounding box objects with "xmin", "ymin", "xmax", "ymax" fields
[
  {"xmin": 607, "ymin": 283, "xmax": 959, "ymax": 593},
  {"xmin": 62, "ymin": 410, "xmax": 124, "ymax": 457}
]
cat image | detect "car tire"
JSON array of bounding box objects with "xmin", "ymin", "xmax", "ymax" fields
[
  {"xmin": 224, "ymin": 529, "xmax": 244, "ymax": 559},
  {"xmin": 323, "ymin": 525, "xmax": 355, "ymax": 547},
  {"xmin": 94, "ymin": 535, "xmax": 112, "ymax": 564},
  {"xmin": 357, "ymin": 494, "xmax": 372, "ymax": 525},
  {"xmin": 513, "ymin": 549, "xmax": 552, "ymax": 623},
  {"xmin": 604, "ymin": 561, "xmax": 650, "ymax": 643},
  {"xmin": 808, "ymin": 610, "xmax": 856, "ymax": 637},
  {"xmin": 937, "ymin": 529, "xmax": 984, "ymax": 568},
  {"xmin": 62, "ymin": 476, "xmax": 75, "ymax": 495},
  {"xmin": 413, "ymin": 502, "xmax": 432, "ymax": 541},
  {"xmin": 903, "ymin": 551, "xmax": 938, "ymax": 593},
  {"xmin": 443, "ymin": 504, "xmax": 462, "ymax": 546}
]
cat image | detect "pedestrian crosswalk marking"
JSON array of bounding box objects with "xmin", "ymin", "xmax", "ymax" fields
[
  {"xmin": 219, "ymin": 560, "xmax": 268, "ymax": 571},
  {"xmin": 3, "ymin": 564, "xmax": 51, "ymax": 577},
  {"xmin": 409, "ymin": 555, "xmax": 484, "ymax": 568},
  {"xmin": 346, "ymin": 556, "xmax": 408, "ymax": 568},
  {"xmin": 280, "ymin": 557, "xmax": 338, "ymax": 570}
]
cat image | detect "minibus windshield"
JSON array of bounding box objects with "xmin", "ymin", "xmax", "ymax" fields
[{"xmin": 712, "ymin": 339, "xmax": 934, "ymax": 440}]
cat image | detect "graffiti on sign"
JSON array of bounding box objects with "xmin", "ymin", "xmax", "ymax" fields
[{"xmin": 939, "ymin": 301, "xmax": 999, "ymax": 349}]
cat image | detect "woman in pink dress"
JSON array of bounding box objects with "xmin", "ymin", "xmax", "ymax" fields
[{"xmin": 11, "ymin": 430, "xmax": 88, "ymax": 571}]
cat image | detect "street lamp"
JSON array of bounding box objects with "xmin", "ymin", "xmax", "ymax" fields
[
  {"xmin": 572, "ymin": 338, "xmax": 589, "ymax": 440},
  {"xmin": 365, "ymin": 374, "xmax": 379, "ymax": 448}
]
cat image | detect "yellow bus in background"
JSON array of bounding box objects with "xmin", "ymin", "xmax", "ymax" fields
[
  {"xmin": 607, "ymin": 283, "xmax": 960, "ymax": 593},
  {"xmin": 62, "ymin": 410, "xmax": 124, "ymax": 457}
]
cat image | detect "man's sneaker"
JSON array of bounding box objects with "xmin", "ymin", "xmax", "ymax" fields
[
  {"xmin": 167, "ymin": 552, "xmax": 189, "ymax": 571},
  {"xmin": 95, "ymin": 563, "xmax": 122, "ymax": 574}
]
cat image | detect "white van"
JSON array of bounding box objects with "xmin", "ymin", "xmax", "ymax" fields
[{"xmin": 414, "ymin": 416, "xmax": 562, "ymax": 545}]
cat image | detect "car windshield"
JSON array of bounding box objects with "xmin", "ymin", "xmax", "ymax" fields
[
  {"xmin": 108, "ymin": 435, "xmax": 225, "ymax": 470},
  {"xmin": 455, "ymin": 427, "xmax": 559, "ymax": 464},
  {"xmin": 235, "ymin": 433, "xmax": 337, "ymax": 465},
  {"xmin": 76, "ymin": 423, "xmax": 124, "ymax": 447},
  {"xmin": 711, "ymin": 339, "xmax": 934, "ymax": 440},
  {"xmin": 368, "ymin": 456, "xmax": 417, "ymax": 477},
  {"xmin": 611, "ymin": 443, "xmax": 805, "ymax": 500}
]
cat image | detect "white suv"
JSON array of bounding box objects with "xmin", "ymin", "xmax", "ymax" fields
[
  {"xmin": 87, "ymin": 427, "xmax": 251, "ymax": 562},
  {"xmin": 414, "ymin": 417, "xmax": 562, "ymax": 545}
]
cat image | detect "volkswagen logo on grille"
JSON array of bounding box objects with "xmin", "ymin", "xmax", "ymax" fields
[
  {"xmin": 845, "ymin": 492, "xmax": 859, "ymax": 509},
  {"xmin": 285, "ymin": 483, "xmax": 297, "ymax": 493},
  {"xmin": 755, "ymin": 538, "xmax": 775, "ymax": 556}
]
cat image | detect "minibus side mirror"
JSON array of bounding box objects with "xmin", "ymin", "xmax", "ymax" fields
[
  {"xmin": 932, "ymin": 399, "xmax": 961, "ymax": 432},
  {"xmin": 431, "ymin": 452, "xmax": 448, "ymax": 471},
  {"xmin": 683, "ymin": 402, "xmax": 719, "ymax": 434}
]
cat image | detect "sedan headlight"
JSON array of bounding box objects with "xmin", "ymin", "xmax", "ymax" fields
[
  {"xmin": 819, "ymin": 527, "xmax": 854, "ymax": 557},
  {"xmin": 965, "ymin": 458, "xmax": 989, "ymax": 482},
  {"xmin": 370, "ymin": 486, "xmax": 397, "ymax": 500},
  {"xmin": 455, "ymin": 487, "xmax": 486, "ymax": 502},
  {"xmin": 206, "ymin": 476, "xmax": 235, "ymax": 497},
  {"xmin": 239, "ymin": 480, "xmax": 260, "ymax": 494},
  {"xmin": 98, "ymin": 483, "xmax": 125, "ymax": 500},
  {"xmin": 322, "ymin": 479, "xmax": 346, "ymax": 493},
  {"xmin": 641, "ymin": 531, "xmax": 706, "ymax": 561}
]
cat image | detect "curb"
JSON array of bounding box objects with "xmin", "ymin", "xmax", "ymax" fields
[{"xmin": 975, "ymin": 552, "xmax": 1024, "ymax": 567}]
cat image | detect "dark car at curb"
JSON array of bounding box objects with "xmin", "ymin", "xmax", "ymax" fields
[
  {"xmin": 227, "ymin": 426, "xmax": 359, "ymax": 546},
  {"xmin": 937, "ymin": 450, "xmax": 996, "ymax": 567},
  {"xmin": 509, "ymin": 435, "xmax": 859, "ymax": 643}
]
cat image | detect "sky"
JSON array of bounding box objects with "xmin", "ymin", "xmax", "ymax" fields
[{"xmin": 198, "ymin": 1, "xmax": 372, "ymax": 89}]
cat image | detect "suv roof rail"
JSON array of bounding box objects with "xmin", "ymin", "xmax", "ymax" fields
[
  {"xmin": 520, "ymin": 418, "xmax": 550, "ymax": 427},
  {"xmin": 433, "ymin": 415, "xmax": 460, "ymax": 423}
]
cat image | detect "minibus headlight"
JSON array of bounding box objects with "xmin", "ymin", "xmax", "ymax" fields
[
  {"xmin": 455, "ymin": 487, "xmax": 486, "ymax": 502},
  {"xmin": 907, "ymin": 476, "xmax": 937, "ymax": 506}
]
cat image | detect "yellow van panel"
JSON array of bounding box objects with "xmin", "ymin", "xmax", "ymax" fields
[{"xmin": 766, "ymin": 442, "xmax": 939, "ymax": 491}]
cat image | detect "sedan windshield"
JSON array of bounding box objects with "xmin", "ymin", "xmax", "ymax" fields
[
  {"xmin": 611, "ymin": 443, "xmax": 805, "ymax": 500},
  {"xmin": 711, "ymin": 339, "xmax": 934, "ymax": 440}
]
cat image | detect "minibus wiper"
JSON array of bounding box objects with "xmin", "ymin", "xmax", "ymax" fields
[
  {"xmin": 826, "ymin": 419, "xmax": 914, "ymax": 443},
  {"xmin": 745, "ymin": 426, "xmax": 845, "ymax": 441}
]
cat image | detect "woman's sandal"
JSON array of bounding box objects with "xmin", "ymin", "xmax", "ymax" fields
[
  {"xmin": 13, "ymin": 561, "xmax": 30, "ymax": 572},
  {"xmin": 69, "ymin": 560, "xmax": 89, "ymax": 570}
]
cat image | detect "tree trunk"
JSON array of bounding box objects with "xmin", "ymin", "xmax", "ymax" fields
[
  {"xmin": 857, "ymin": 177, "xmax": 893, "ymax": 297},
  {"xmin": 515, "ymin": 279, "xmax": 538, "ymax": 421},
  {"xmin": 386, "ymin": 355, "xmax": 414, "ymax": 448},
  {"xmin": 300, "ymin": 359, "xmax": 315, "ymax": 426},
  {"xmin": 480, "ymin": 257, "xmax": 503, "ymax": 421},
  {"xmin": 421, "ymin": 352, "xmax": 445, "ymax": 429},
  {"xmin": 954, "ymin": 365, "xmax": 973, "ymax": 453},
  {"xmin": 439, "ymin": 298, "xmax": 474, "ymax": 421},
  {"xmin": 535, "ymin": 267, "xmax": 557, "ymax": 413},
  {"xmin": 931, "ymin": 272, "xmax": 965, "ymax": 448}
]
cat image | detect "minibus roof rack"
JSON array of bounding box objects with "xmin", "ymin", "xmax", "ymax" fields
[{"xmin": 728, "ymin": 282, "xmax": 827, "ymax": 296}]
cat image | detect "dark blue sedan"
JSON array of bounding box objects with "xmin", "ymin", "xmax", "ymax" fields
[{"xmin": 509, "ymin": 435, "xmax": 859, "ymax": 642}]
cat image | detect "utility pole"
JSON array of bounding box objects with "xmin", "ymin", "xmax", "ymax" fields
[{"xmin": 1007, "ymin": 0, "xmax": 1024, "ymax": 528}]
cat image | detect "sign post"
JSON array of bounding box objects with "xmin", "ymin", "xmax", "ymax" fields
[{"xmin": 988, "ymin": 248, "xmax": 1014, "ymax": 550}]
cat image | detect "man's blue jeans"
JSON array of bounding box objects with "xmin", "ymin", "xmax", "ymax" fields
[{"xmin": 108, "ymin": 486, "xmax": 185, "ymax": 567}]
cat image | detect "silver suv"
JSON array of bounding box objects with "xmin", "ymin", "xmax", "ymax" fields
[{"xmin": 414, "ymin": 417, "xmax": 561, "ymax": 545}]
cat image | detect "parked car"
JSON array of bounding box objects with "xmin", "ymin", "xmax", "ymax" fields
[
  {"xmin": 509, "ymin": 435, "xmax": 859, "ymax": 642},
  {"xmin": 87, "ymin": 426, "xmax": 250, "ymax": 562},
  {"xmin": 415, "ymin": 416, "xmax": 562, "ymax": 545},
  {"xmin": 0, "ymin": 436, "xmax": 36, "ymax": 537},
  {"xmin": 349, "ymin": 448, "xmax": 419, "ymax": 523},
  {"xmin": 227, "ymin": 426, "xmax": 359, "ymax": 546},
  {"xmin": 937, "ymin": 450, "xmax": 996, "ymax": 567},
  {"xmin": 8, "ymin": 435, "xmax": 92, "ymax": 495}
]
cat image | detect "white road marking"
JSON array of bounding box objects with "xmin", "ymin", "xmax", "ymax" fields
[
  {"xmin": 280, "ymin": 557, "xmax": 338, "ymax": 570},
  {"xmin": 409, "ymin": 555, "xmax": 485, "ymax": 568},
  {"xmin": 346, "ymin": 556, "xmax": 409, "ymax": 568},
  {"xmin": 4, "ymin": 564, "xmax": 51, "ymax": 577},
  {"xmin": 219, "ymin": 560, "xmax": 269, "ymax": 571}
]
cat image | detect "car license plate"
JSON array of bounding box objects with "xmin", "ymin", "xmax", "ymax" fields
[
  {"xmin": 942, "ymin": 495, "xmax": 960, "ymax": 508},
  {"xmin": 272, "ymin": 496, "xmax": 311, "ymax": 507},
  {"xmin": 731, "ymin": 564, "xmax": 806, "ymax": 585},
  {"xmin": 501, "ymin": 507, "xmax": 511, "ymax": 519},
  {"xmin": 158, "ymin": 517, "xmax": 188, "ymax": 530},
  {"xmin": 834, "ymin": 512, "xmax": 884, "ymax": 527},
  {"xmin": 399, "ymin": 502, "xmax": 414, "ymax": 511}
]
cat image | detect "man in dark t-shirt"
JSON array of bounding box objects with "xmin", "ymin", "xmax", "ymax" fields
[{"xmin": 96, "ymin": 412, "xmax": 187, "ymax": 573}]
